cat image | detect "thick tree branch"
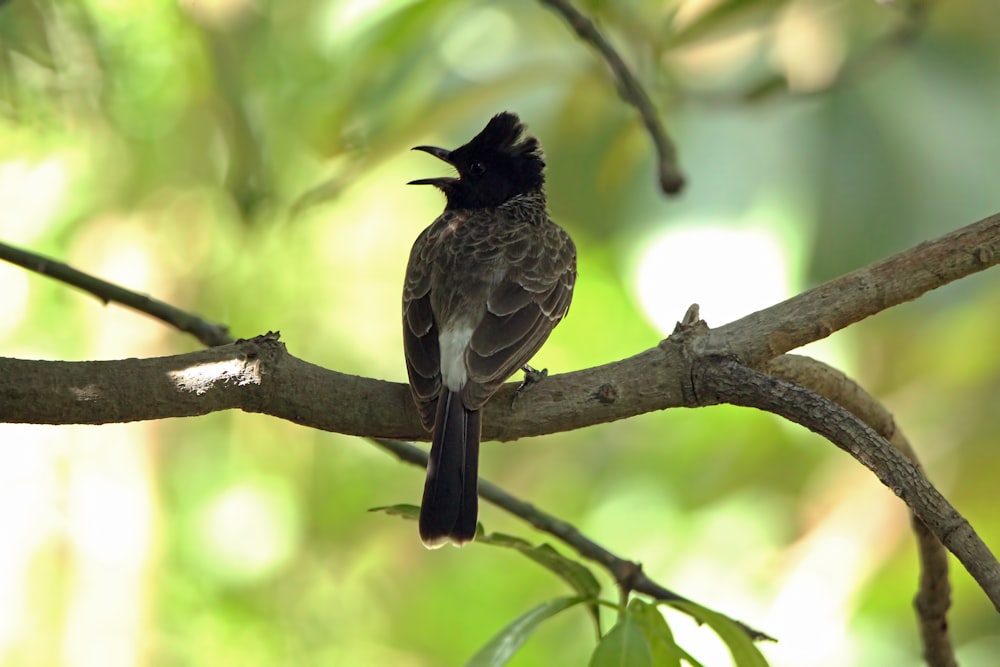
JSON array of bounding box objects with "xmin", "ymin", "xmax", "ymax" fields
[
  {"xmin": 695, "ymin": 356, "xmax": 1000, "ymax": 615},
  {"xmin": 0, "ymin": 334, "xmax": 410, "ymax": 432},
  {"xmin": 4, "ymin": 212, "xmax": 997, "ymax": 442},
  {"xmin": 698, "ymin": 211, "xmax": 1000, "ymax": 366},
  {"xmin": 3, "ymin": 212, "xmax": 999, "ymax": 630}
]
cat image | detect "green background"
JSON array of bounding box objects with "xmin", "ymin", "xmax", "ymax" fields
[{"xmin": 1, "ymin": 0, "xmax": 999, "ymax": 665}]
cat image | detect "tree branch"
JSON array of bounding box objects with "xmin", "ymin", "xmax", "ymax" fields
[
  {"xmin": 699, "ymin": 211, "xmax": 1000, "ymax": 366},
  {"xmin": 695, "ymin": 355, "xmax": 1000, "ymax": 615},
  {"xmin": 539, "ymin": 0, "xmax": 685, "ymax": 194},
  {"xmin": 6, "ymin": 212, "xmax": 997, "ymax": 441},
  {"xmin": 767, "ymin": 355, "xmax": 956, "ymax": 667},
  {"xmin": 372, "ymin": 437, "xmax": 774, "ymax": 643},
  {"xmin": 0, "ymin": 241, "xmax": 233, "ymax": 347},
  {"xmin": 3, "ymin": 212, "xmax": 999, "ymax": 635}
]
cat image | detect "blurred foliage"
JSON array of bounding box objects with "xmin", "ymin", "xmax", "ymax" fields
[{"xmin": 1, "ymin": 0, "xmax": 1000, "ymax": 666}]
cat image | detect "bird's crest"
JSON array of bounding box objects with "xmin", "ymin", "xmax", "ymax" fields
[{"xmin": 463, "ymin": 112, "xmax": 542, "ymax": 161}]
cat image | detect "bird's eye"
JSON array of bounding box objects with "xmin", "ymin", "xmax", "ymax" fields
[{"xmin": 468, "ymin": 161, "xmax": 486, "ymax": 176}]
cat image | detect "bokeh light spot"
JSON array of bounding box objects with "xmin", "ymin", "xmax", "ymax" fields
[
  {"xmin": 633, "ymin": 222, "xmax": 792, "ymax": 332},
  {"xmin": 191, "ymin": 477, "xmax": 301, "ymax": 584}
]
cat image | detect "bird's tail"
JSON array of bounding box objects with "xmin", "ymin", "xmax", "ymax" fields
[{"xmin": 419, "ymin": 389, "xmax": 481, "ymax": 547}]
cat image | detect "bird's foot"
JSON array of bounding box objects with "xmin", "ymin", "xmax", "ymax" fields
[{"xmin": 511, "ymin": 364, "xmax": 548, "ymax": 411}]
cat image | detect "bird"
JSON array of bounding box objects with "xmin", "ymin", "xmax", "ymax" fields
[{"xmin": 403, "ymin": 112, "xmax": 577, "ymax": 547}]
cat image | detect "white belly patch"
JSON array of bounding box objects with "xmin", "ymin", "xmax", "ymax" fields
[{"xmin": 438, "ymin": 326, "xmax": 473, "ymax": 391}]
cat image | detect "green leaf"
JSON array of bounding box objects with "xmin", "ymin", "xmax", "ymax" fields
[
  {"xmin": 367, "ymin": 503, "xmax": 420, "ymax": 520},
  {"xmin": 465, "ymin": 596, "xmax": 586, "ymax": 667},
  {"xmin": 479, "ymin": 532, "xmax": 602, "ymax": 598},
  {"xmin": 667, "ymin": 601, "xmax": 770, "ymax": 667},
  {"xmin": 478, "ymin": 531, "xmax": 602, "ymax": 631},
  {"xmin": 367, "ymin": 515, "xmax": 600, "ymax": 620},
  {"xmin": 628, "ymin": 600, "xmax": 684, "ymax": 667},
  {"xmin": 589, "ymin": 614, "xmax": 654, "ymax": 667}
]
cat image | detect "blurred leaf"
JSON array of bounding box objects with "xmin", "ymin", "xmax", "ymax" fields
[
  {"xmin": 667, "ymin": 600, "xmax": 770, "ymax": 667},
  {"xmin": 0, "ymin": 0, "xmax": 54, "ymax": 67},
  {"xmin": 465, "ymin": 596, "xmax": 587, "ymax": 667},
  {"xmin": 368, "ymin": 503, "xmax": 420, "ymax": 520},
  {"xmin": 628, "ymin": 599, "xmax": 687, "ymax": 667},
  {"xmin": 368, "ymin": 503, "xmax": 486, "ymax": 537},
  {"xmin": 741, "ymin": 74, "xmax": 790, "ymax": 102},
  {"xmin": 589, "ymin": 613, "xmax": 653, "ymax": 667},
  {"xmin": 666, "ymin": 0, "xmax": 789, "ymax": 50},
  {"xmin": 479, "ymin": 531, "xmax": 603, "ymax": 631},
  {"xmin": 290, "ymin": 172, "xmax": 351, "ymax": 218}
]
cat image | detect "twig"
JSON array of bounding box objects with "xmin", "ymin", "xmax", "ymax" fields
[
  {"xmin": 815, "ymin": 0, "xmax": 930, "ymax": 94},
  {"xmin": 691, "ymin": 0, "xmax": 931, "ymax": 104},
  {"xmin": 0, "ymin": 241, "xmax": 233, "ymax": 347},
  {"xmin": 539, "ymin": 0, "xmax": 685, "ymax": 194},
  {"xmin": 695, "ymin": 356, "xmax": 1000, "ymax": 615},
  {"xmin": 767, "ymin": 355, "xmax": 956, "ymax": 667},
  {"xmin": 372, "ymin": 437, "xmax": 773, "ymax": 642}
]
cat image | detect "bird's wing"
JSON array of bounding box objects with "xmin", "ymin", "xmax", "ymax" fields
[
  {"xmin": 403, "ymin": 221, "xmax": 445, "ymax": 431},
  {"xmin": 462, "ymin": 223, "xmax": 576, "ymax": 409}
]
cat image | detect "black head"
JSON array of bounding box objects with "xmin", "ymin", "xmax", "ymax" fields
[{"xmin": 409, "ymin": 112, "xmax": 545, "ymax": 210}]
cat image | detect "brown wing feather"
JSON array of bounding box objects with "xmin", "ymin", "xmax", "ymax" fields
[
  {"xmin": 405, "ymin": 209, "xmax": 576, "ymax": 419},
  {"xmin": 462, "ymin": 225, "xmax": 576, "ymax": 409},
  {"xmin": 403, "ymin": 222, "xmax": 444, "ymax": 431}
]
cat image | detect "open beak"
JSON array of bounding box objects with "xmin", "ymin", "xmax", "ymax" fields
[
  {"xmin": 408, "ymin": 145, "xmax": 458, "ymax": 186},
  {"xmin": 411, "ymin": 145, "xmax": 452, "ymax": 163}
]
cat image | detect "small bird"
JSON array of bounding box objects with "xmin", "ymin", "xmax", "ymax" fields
[{"xmin": 403, "ymin": 112, "xmax": 577, "ymax": 547}]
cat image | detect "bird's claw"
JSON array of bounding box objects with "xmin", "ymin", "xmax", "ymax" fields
[{"xmin": 511, "ymin": 364, "xmax": 548, "ymax": 411}]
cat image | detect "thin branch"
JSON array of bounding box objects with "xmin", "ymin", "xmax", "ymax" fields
[
  {"xmin": 371, "ymin": 437, "xmax": 773, "ymax": 643},
  {"xmin": 0, "ymin": 241, "xmax": 233, "ymax": 347},
  {"xmin": 816, "ymin": 0, "xmax": 929, "ymax": 93},
  {"xmin": 695, "ymin": 356, "xmax": 1000, "ymax": 615},
  {"xmin": 721, "ymin": 0, "xmax": 932, "ymax": 104},
  {"xmin": 539, "ymin": 0, "xmax": 685, "ymax": 194},
  {"xmin": 767, "ymin": 355, "xmax": 956, "ymax": 667}
]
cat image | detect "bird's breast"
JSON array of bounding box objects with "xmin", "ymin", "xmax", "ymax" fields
[{"xmin": 430, "ymin": 211, "xmax": 469, "ymax": 244}]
